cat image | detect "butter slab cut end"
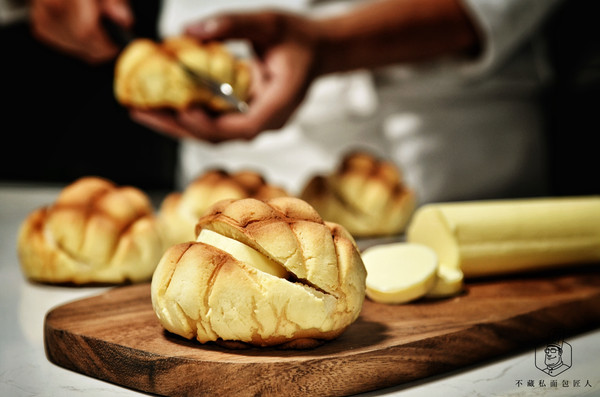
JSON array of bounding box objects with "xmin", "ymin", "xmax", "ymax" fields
[
  {"xmin": 406, "ymin": 205, "xmax": 460, "ymax": 270},
  {"xmin": 362, "ymin": 242, "xmax": 438, "ymax": 304}
]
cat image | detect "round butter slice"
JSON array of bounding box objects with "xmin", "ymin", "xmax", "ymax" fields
[
  {"xmin": 362, "ymin": 242, "xmax": 438, "ymax": 304},
  {"xmin": 197, "ymin": 229, "xmax": 289, "ymax": 278}
]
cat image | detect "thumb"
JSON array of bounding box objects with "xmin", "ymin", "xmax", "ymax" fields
[{"xmin": 100, "ymin": 0, "xmax": 134, "ymax": 28}]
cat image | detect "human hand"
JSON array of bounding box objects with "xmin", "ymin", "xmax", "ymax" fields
[
  {"xmin": 30, "ymin": 0, "xmax": 134, "ymax": 64},
  {"xmin": 129, "ymin": 11, "xmax": 320, "ymax": 143}
]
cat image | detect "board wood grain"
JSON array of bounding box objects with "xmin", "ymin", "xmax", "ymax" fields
[{"xmin": 44, "ymin": 267, "xmax": 600, "ymax": 397}]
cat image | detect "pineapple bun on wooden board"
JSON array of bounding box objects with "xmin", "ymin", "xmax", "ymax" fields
[{"xmin": 151, "ymin": 196, "xmax": 367, "ymax": 349}]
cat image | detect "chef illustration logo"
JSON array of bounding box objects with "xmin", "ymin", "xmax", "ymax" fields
[{"xmin": 535, "ymin": 340, "xmax": 572, "ymax": 377}]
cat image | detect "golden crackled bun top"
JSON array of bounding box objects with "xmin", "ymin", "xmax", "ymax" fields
[
  {"xmin": 158, "ymin": 169, "xmax": 289, "ymax": 247},
  {"xmin": 151, "ymin": 196, "xmax": 366, "ymax": 348},
  {"xmin": 17, "ymin": 177, "xmax": 165, "ymax": 284},
  {"xmin": 300, "ymin": 151, "xmax": 416, "ymax": 237},
  {"xmin": 114, "ymin": 36, "xmax": 251, "ymax": 112}
]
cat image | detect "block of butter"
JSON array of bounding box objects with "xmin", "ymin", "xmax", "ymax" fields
[{"xmin": 406, "ymin": 197, "xmax": 600, "ymax": 278}]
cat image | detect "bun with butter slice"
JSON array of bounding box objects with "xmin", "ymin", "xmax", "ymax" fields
[{"xmin": 151, "ymin": 197, "xmax": 366, "ymax": 348}]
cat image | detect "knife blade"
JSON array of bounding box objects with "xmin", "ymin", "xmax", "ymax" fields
[{"xmin": 102, "ymin": 17, "xmax": 249, "ymax": 113}]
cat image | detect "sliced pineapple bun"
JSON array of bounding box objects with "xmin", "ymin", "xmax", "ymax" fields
[{"xmin": 151, "ymin": 197, "xmax": 366, "ymax": 349}]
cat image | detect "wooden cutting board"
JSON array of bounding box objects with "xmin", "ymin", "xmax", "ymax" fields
[{"xmin": 44, "ymin": 267, "xmax": 600, "ymax": 397}]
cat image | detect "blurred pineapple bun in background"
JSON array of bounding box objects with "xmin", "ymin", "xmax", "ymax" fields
[
  {"xmin": 17, "ymin": 177, "xmax": 166, "ymax": 285},
  {"xmin": 301, "ymin": 151, "xmax": 416, "ymax": 238},
  {"xmin": 158, "ymin": 169, "xmax": 289, "ymax": 248},
  {"xmin": 114, "ymin": 36, "xmax": 251, "ymax": 113}
]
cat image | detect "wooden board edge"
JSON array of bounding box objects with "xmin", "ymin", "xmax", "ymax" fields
[{"xmin": 43, "ymin": 290, "xmax": 600, "ymax": 397}]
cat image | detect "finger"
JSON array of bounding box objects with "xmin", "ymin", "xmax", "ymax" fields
[
  {"xmin": 129, "ymin": 109, "xmax": 196, "ymax": 140},
  {"xmin": 184, "ymin": 12, "xmax": 282, "ymax": 45},
  {"xmin": 185, "ymin": 68, "xmax": 303, "ymax": 141},
  {"xmin": 210, "ymin": 99, "xmax": 288, "ymax": 141},
  {"xmin": 65, "ymin": 0, "xmax": 120, "ymax": 62},
  {"xmin": 74, "ymin": 0, "xmax": 120, "ymax": 59},
  {"xmin": 177, "ymin": 108, "xmax": 257, "ymax": 143},
  {"xmin": 217, "ymin": 56, "xmax": 307, "ymax": 135},
  {"xmin": 31, "ymin": 0, "xmax": 111, "ymax": 62},
  {"xmin": 133, "ymin": 107, "xmax": 256, "ymax": 143},
  {"xmin": 100, "ymin": 0, "xmax": 134, "ymax": 28}
]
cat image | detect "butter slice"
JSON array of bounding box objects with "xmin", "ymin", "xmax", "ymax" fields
[
  {"xmin": 362, "ymin": 242, "xmax": 438, "ymax": 304},
  {"xmin": 197, "ymin": 229, "xmax": 288, "ymax": 278}
]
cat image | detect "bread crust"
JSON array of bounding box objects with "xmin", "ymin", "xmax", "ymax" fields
[
  {"xmin": 17, "ymin": 177, "xmax": 165, "ymax": 284},
  {"xmin": 158, "ymin": 169, "xmax": 288, "ymax": 247},
  {"xmin": 151, "ymin": 197, "xmax": 366, "ymax": 348},
  {"xmin": 301, "ymin": 151, "xmax": 416, "ymax": 237},
  {"xmin": 114, "ymin": 37, "xmax": 251, "ymax": 112}
]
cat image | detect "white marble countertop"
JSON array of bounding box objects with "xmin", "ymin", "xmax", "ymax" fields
[{"xmin": 1, "ymin": 184, "xmax": 599, "ymax": 397}]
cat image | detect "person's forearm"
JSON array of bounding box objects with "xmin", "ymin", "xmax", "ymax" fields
[{"xmin": 312, "ymin": 0, "xmax": 481, "ymax": 76}]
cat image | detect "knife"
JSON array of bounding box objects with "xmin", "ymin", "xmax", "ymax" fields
[{"xmin": 102, "ymin": 17, "xmax": 249, "ymax": 113}]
